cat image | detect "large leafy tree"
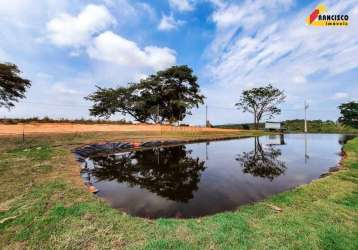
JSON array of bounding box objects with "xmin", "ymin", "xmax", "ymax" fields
[
  {"xmin": 235, "ymin": 84, "xmax": 285, "ymax": 129},
  {"xmin": 0, "ymin": 63, "xmax": 31, "ymax": 109},
  {"xmin": 86, "ymin": 65, "xmax": 205, "ymax": 123},
  {"xmin": 338, "ymin": 101, "xmax": 358, "ymax": 128},
  {"xmin": 85, "ymin": 85, "xmax": 151, "ymax": 122}
]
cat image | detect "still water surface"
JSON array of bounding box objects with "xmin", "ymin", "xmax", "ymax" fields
[{"xmin": 81, "ymin": 134, "xmax": 353, "ymax": 218}]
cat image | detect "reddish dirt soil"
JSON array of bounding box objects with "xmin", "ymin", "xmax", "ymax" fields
[{"xmin": 0, "ymin": 123, "xmax": 236, "ymax": 135}]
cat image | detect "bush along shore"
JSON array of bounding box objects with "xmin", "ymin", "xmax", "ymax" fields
[{"xmin": 0, "ymin": 131, "xmax": 357, "ymax": 249}]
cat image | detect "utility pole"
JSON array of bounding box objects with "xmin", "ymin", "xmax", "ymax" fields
[
  {"xmin": 304, "ymin": 133, "xmax": 309, "ymax": 164},
  {"xmin": 205, "ymin": 104, "xmax": 208, "ymax": 127},
  {"xmin": 304, "ymin": 100, "xmax": 309, "ymax": 133}
]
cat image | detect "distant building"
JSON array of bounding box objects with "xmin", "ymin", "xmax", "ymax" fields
[{"xmin": 265, "ymin": 121, "xmax": 284, "ymax": 131}]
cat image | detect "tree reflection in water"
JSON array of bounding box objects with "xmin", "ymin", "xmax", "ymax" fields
[
  {"xmin": 90, "ymin": 145, "xmax": 206, "ymax": 202},
  {"xmin": 236, "ymin": 137, "xmax": 286, "ymax": 181}
]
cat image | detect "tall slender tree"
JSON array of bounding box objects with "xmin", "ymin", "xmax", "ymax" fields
[{"xmin": 235, "ymin": 84, "xmax": 285, "ymax": 129}]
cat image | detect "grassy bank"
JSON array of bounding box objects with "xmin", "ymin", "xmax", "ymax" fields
[{"xmin": 0, "ymin": 130, "xmax": 357, "ymax": 249}]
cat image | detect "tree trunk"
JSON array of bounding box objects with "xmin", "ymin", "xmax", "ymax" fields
[{"xmin": 254, "ymin": 111, "xmax": 258, "ymax": 129}]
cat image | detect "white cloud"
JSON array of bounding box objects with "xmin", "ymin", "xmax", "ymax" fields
[
  {"xmin": 208, "ymin": 0, "xmax": 225, "ymax": 8},
  {"xmin": 46, "ymin": 4, "xmax": 115, "ymax": 47},
  {"xmin": 0, "ymin": 0, "xmax": 71, "ymax": 61},
  {"xmin": 158, "ymin": 14, "xmax": 184, "ymax": 31},
  {"xmin": 208, "ymin": 0, "xmax": 358, "ymax": 86},
  {"xmin": 293, "ymin": 75, "xmax": 307, "ymax": 84},
  {"xmin": 87, "ymin": 31, "xmax": 176, "ymax": 71},
  {"xmin": 103, "ymin": 0, "xmax": 156, "ymax": 23},
  {"xmin": 211, "ymin": 0, "xmax": 293, "ymax": 30},
  {"xmin": 0, "ymin": 0, "xmax": 69, "ymax": 28},
  {"xmin": 52, "ymin": 84, "xmax": 80, "ymax": 95},
  {"xmin": 333, "ymin": 92, "xmax": 349, "ymax": 100},
  {"xmin": 137, "ymin": 2, "xmax": 157, "ymax": 20},
  {"xmin": 0, "ymin": 0, "xmax": 177, "ymax": 120},
  {"xmin": 169, "ymin": 0, "xmax": 194, "ymax": 12},
  {"xmin": 202, "ymin": 0, "xmax": 358, "ymax": 123}
]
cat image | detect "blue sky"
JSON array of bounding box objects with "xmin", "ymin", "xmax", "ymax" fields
[{"xmin": 0, "ymin": 0, "xmax": 357, "ymax": 124}]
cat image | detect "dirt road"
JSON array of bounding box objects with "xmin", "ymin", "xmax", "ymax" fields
[{"xmin": 0, "ymin": 123, "xmax": 237, "ymax": 135}]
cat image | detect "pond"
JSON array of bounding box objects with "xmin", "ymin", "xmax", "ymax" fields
[{"xmin": 79, "ymin": 134, "xmax": 354, "ymax": 218}]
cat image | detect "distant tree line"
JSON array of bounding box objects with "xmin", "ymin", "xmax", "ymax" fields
[
  {"xmin": 0, "ymin": 117, "xmax": 131, "ymax": 125},
  {"xmin": 283, "ymin": 119, "xmax": 358, "ymax": 133}
]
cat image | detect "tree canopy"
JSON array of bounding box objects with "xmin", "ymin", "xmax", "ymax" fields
[
  {"xmin": 85, "ymin": 65, "xmax": 205, "ymax": 123},
  {"xmin": 338, "ymin": 101, "xmax": 358, "ymax": 128},
  {"xmin": 235, "ymin": 84, "xmax": 285, "ymax": 129},
  {"xmin": 0, "ymin": 62, "xmax": 31, "ymax": 109}
]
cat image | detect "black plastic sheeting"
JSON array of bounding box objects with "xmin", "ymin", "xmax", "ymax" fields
[{"xmin": 73, "ymin": 140, "xmax": 185, "ymax": 159}]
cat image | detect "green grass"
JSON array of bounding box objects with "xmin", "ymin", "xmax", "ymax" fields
[{"xmin": 0, "ymin": 131, "xmax": 357, "ymax": 249}]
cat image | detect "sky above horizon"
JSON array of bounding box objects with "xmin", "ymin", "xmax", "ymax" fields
[{"xmin": 0, "ymin": 0, "xmax": 357, "ymax": 125}]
